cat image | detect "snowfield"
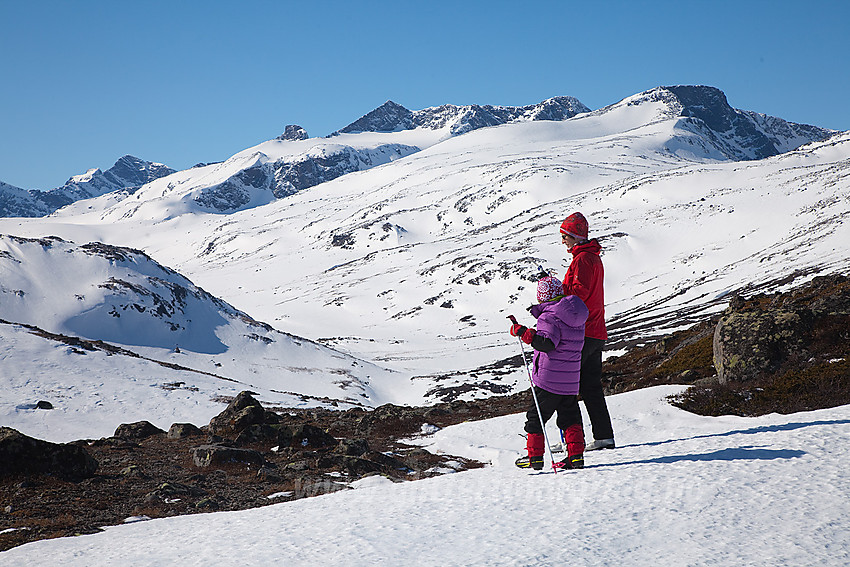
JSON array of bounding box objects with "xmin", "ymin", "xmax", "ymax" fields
[{"xmin": 2, "ymin": 386, "xmax": 848, "ymax": 566}]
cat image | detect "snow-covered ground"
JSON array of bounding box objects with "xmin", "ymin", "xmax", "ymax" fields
[{"xmin": 2, "ymin": 386, "xmax": 848, "ymax": 566}]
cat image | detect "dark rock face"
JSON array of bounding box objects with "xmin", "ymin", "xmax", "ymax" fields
[
  {"xmin": 278, "ymin": 124, "xmax": 309, "ymax": 141},
  {"xmin": 0, "ymin": 427, "xmax": 98, "ymax": 480},
  {"xmin": 664, "ymin": 85, "xmax": 834, "ymax": 160},
  {"xmin": 337, "ymin": 101, "xmax": 415, "ymax": 133},
  {"xmin": 192, "ymin": 143, "xmax": 419, "ymax": 211}
]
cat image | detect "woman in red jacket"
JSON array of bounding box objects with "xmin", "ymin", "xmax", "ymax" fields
[{"xmin": 560, "ymin": 212, "xmax": 615, "ymax": 450}]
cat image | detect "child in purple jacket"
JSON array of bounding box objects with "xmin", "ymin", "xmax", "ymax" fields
[{"xmin": 510, "ymin": 276, "xmax": 589, "ymax": 470}]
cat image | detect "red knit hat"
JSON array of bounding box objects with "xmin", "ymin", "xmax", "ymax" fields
[
  {"xmin": 537, "ymin": 276, "xmax": 564, "ymax": 303},
  {"xmin": 560, "ymin": 212, "xmax": 588, "ymax": 239}
]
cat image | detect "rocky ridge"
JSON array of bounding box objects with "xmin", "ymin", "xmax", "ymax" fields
[
  {"xmin": 0, "ymin": 155, "xmax": 174, "ymax": 218},
  {"xmin": 333, "ymin": 96, "xmax": 591, "ymax": 136}
]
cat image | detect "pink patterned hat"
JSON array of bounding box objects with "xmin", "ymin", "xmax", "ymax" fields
[{"xmin": 537, "ymin": 276, "xmax": 563, "ymax": 303}]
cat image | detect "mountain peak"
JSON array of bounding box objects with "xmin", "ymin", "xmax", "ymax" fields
[
  {"xmin": 0, "ymin": 156, "xmax": 176, "ymax": 218},
  {"xmin": 599, "ymin": 85, "xmax": 834, "ymax": 161},
  {"xmin": 663, "ymin": 85, "xmax": 737, "ymax": 132},
  {"xmin": 277, "ymin": 125, "xmax": 309, "ymax": 141},
  {"xmin": 335, "ymin": 101, "xmax": 414, "ymax": 134}
]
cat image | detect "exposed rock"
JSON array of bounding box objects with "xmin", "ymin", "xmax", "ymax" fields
[
  {"xmin": 335, "ymin": 438, "xmax": 370, "ymax": 457},
  {"xmin": 167, "ymin": 423, "xmax": 203, "ymax": 439},
  {"xmin": 144, "ymin": 481, "xmax": 207, "ymax": 502},
  {"xmin": 35, "ymin": 400, "xmax": 53, "ymax": 410},
  {"xmin": 0, "ymin": 427, "xmax": 98, "ymax": 480},
  {"xmin": 714, "ymin": 309, "xmax": 811, "ymax": 384},
  {"xmin": 191, "ymin": 444, "xmax": 266, "ymax": 468},
  {"xmin": 120, "ymin": 465, "xmax": 148, "ymax": 479},
  {"xmin": 278, "ymin": 124, "xmax": 309, "ymax": 141},
  {"xmin": 0, "ymin": 391, "xmax": 499, "ymax": 552},
  {"xmin": 114, "ymin": 421, "xmax": 166, "ymax": 440},
  {"xmin": 233, "ymin": 422, "xmax": 337, "ymax": 449},
  {"xmin": 671, "ymin": 274, "xmax": 850, "ymax": 416},
  {"xmin": 713, "ymin": 274, "xmax": 850, "ymax": 384},
  {"xmin": 207, "ymin": 391, "xmax": 278, "ymax": 438}
]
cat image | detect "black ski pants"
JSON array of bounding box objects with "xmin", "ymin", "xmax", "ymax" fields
[
  {"xmin": 524, "ymin": 386, "xmax": 582, "ymax": 435},
  {"xmin": 579, "ymin": 337, "xmax": 614, "ymax": 440}
]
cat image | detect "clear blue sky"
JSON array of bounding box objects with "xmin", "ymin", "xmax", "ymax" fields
[{"xmin": 2, "ymin": 0, "xmax": 848, "ymax": 190}]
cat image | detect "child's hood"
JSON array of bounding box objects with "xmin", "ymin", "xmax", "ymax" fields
[{"xmin": 529, "ymin": 295, "xmax": 589, "ymax": 328}]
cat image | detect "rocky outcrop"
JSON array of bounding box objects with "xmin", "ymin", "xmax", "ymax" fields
[
  {"xmin": 0, "ymin": 427, "xmax": 98, "ymax": 480},
  {"xmin": 0, "ymin": 391, "xmax": 519, "ymax": 552},
  {"xmin": 277, "ymin": 124, "xmax": 309, "ymax": 141},
  {"xmin": 713, "ymin": 275, "xmax": 850, "ymax": 384}
]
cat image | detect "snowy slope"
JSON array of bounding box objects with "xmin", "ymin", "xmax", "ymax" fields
[
  {"xmin": 2, "ymin": 386, "xmax": 848, "ymax": 566},
  {"xmin": 0, "ymin": 235, "xmax": 413, "ymax": 442}
]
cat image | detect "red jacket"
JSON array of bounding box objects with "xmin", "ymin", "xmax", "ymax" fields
[{"xmin": 563, "ymin": 239, "xmax": 607, "ymax": 340}]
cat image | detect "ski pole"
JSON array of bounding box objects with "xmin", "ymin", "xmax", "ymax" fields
[{"xmin": 508, "ymin": 315, "xmax": 558, "ymax": 474}]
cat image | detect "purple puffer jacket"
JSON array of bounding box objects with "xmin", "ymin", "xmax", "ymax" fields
[{"xmin": 528, "ymin": 295, "xmax": 589, "ymax": 396}]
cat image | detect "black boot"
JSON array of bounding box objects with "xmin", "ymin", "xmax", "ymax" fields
[
  {"xmin": 555, "ymin": 454, "xmax": 584, "ymax": 470},
  {"xmin": 515, "ymin": 455, "xmax": 544, "ymax": 470}
]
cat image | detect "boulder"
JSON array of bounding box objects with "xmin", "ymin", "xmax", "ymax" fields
[
  {"xmin": 713, "ymin": 309, "xmax": 811, "ymax": 384},
  {"xmin": 114, "ymin": 421, "xmax": 166, "ymax": 440},
  {"xmin": 167, "ymin": 423, "xmax": 203, "ymax": 439},
  {"xmin": 208, "ymin": 391, "xmax": 278, "ymax": 438},
  {"xmin": 0, "ymin": 427, "xmax": 98, "ymax": 480},
  {"xmin": 712, "ymin": 274, "xmax": 850, "ymax": 384}
]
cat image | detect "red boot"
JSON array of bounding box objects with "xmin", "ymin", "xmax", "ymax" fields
[
  {"xmin": 557, "ymin": 425, "xmax": 585, "ymax": 469},
  {"xmin": 515, "ymin": 433, "xmax": 545, "ymax": 470}
]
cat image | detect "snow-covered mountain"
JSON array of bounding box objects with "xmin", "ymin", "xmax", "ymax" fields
[
  {"xmin": 0, "ymin": 234, "xmax": 410, "ymax": 440},
  {"xmin": 577, "ymin": 85, "xmax": 834, "ymax": 161},
  {"xmin": 0, "ymin": 155, "xmax": 174, "ymax": 218},
  {"xmin": 0, "ymin": 85, "xmax": 847, "ymax": 431},
  {"xmin": 64, "ymin": 97, "xmax": 594, "ymax": 219}
]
